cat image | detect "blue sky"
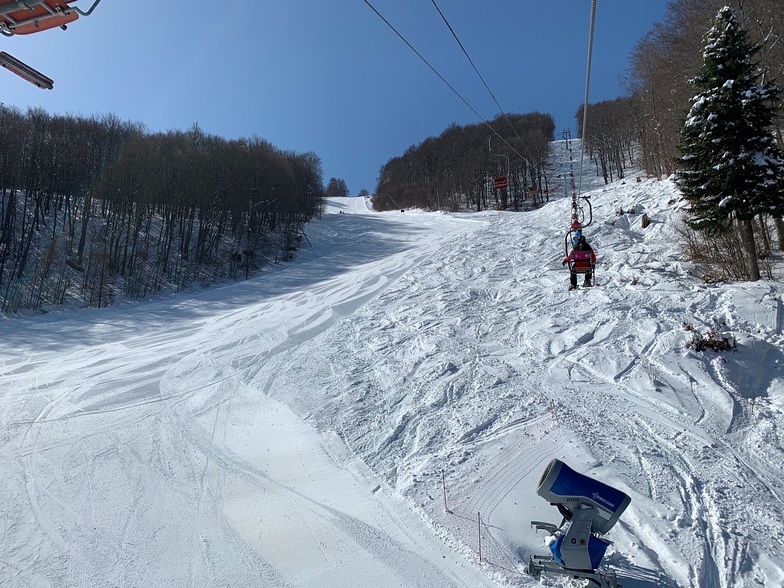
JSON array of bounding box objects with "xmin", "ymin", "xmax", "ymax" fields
[{"xmin": 2, "ymin": 1, "xmax": 668, "ymax": 195}]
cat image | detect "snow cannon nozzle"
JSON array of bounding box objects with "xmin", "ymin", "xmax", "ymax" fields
[{"xmin": 536, "ymin": 459, "xmax": 630, "ymax": 534}]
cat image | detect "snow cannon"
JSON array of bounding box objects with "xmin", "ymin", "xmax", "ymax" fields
[
  {"xmin": 536, "ymin": 458, "xmax": 631, "ymax": 534},
  {"xmin": 528, "ymin": 459, "xmax": 631, "ymax": 588}
]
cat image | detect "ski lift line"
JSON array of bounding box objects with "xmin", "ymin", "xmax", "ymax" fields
[
  {"xmin": 577, "ymin": 0, "xmax": 597, "ymax": 198},
  {"xmin": 429, "ymin": 0, "xmax": 537, "ymax": 163},
  {"xmin": 360, "ymin": 0, "xmax": 527, "ymax": 162}
]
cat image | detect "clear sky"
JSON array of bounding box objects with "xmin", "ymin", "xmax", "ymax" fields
[{"xmin": 1, "ymin": 0, "xmax": 668, "ymax": 195}]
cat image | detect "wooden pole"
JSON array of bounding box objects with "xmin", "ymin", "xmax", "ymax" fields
[
  {"xmin": 442, "ymin": 470, "xmax": 451, "ymax": 513},
  {"xmin": 478, "ymin": 512, "xmax": 482, "ymax": 562}
]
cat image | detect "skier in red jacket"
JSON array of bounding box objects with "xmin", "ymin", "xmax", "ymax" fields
[{"xmin": 563, "ymin": 233, "xmax": 596, "ymax": 290}]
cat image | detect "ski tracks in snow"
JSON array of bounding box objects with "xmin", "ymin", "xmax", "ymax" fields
[
  {"xmin": 3, "ymin": 190, "xmax": 783, "ymax": 588},
  {"xmin": 298, "ymin": 200, "xmax": 784, "ymax": 588}
]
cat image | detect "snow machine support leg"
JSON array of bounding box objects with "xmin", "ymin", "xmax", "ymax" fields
[{"xmin": 527, "ymin": 555, "xmax": 620, "ymax": 588}]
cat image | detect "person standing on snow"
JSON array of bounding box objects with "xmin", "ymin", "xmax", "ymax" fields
[{"xmin": 563, "ymin": 233, "xmax": 596, "ymax": 290}]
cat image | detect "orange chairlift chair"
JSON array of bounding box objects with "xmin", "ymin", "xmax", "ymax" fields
[{"xmin": 0, "ymin": 0, "xmax": 102, "ymax": 89}]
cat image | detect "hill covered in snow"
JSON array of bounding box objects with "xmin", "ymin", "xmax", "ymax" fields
[{"xmin": 1, "ymin": 164, "xmax": 783, "ymax": 587}]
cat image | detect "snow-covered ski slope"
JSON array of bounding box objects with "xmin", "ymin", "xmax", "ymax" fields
[{"xmin": 2, "ymin": 157, "xmax": 783, "ymax": 587}]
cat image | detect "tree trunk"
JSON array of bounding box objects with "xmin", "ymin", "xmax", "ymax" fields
[
  {"xmin": 77, "ymin": 191, "xmax": 92, "ymax": 265},
  {"xmin": 739, "ymin": 218, "xmax": 760, "ymax": 281},
  {"xmin": 757, "ymin": 213, "xmax": 771, "ymax": 256},
  {"xmin": 775, "ymin": 217, "xmax": 784, "ymax": 251}
]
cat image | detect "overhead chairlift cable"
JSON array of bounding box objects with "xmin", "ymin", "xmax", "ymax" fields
[
  {"xmin": 577, "ymin": 0, "xmax": 597, "ymax": 199},
  {"xmin": 565, "ymin": 0, "xmax": 599, "ymax": 289},
  {"xmin": 361, "ymin": 0, "xmax": 527, "ymax": 162},
  {"xmin": 570, "ymin": 0, "xmax": 597, "ymax": 234},
  {"xmin": 429, "ymin": 0, "xmax": 536, "ymax": 163}
]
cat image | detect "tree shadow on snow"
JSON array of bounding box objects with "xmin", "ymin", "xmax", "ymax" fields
[
  {"xmin": 1, "ymin": 213, "xmax": 440, "ymax": 351},
  {"xmin": 723, "ymin": 337, "xmax": 784, "ymax": 402}
]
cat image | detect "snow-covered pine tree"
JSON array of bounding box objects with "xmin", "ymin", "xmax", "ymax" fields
[{"xmin": 676, "ymin": 6, "xmax": 784, "ymax": 281}]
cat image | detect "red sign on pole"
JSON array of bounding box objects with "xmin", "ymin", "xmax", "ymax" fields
[{"xmin": 494, "ymin": 176, "xmax": 508, "ymax": 190}]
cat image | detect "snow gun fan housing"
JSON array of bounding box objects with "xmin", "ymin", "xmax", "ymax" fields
[
  {"xmin": 537, "ymin": 458, "xmax": 631, "ymax": 535},
  {"xmin": 528, "ymin": 459, "xmax": 631, "ymax": 587}
]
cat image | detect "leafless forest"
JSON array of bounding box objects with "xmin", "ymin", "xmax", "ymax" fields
[{"xmin": 0, "ymin": 109, "xmax": 323, "ymax": 314}]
